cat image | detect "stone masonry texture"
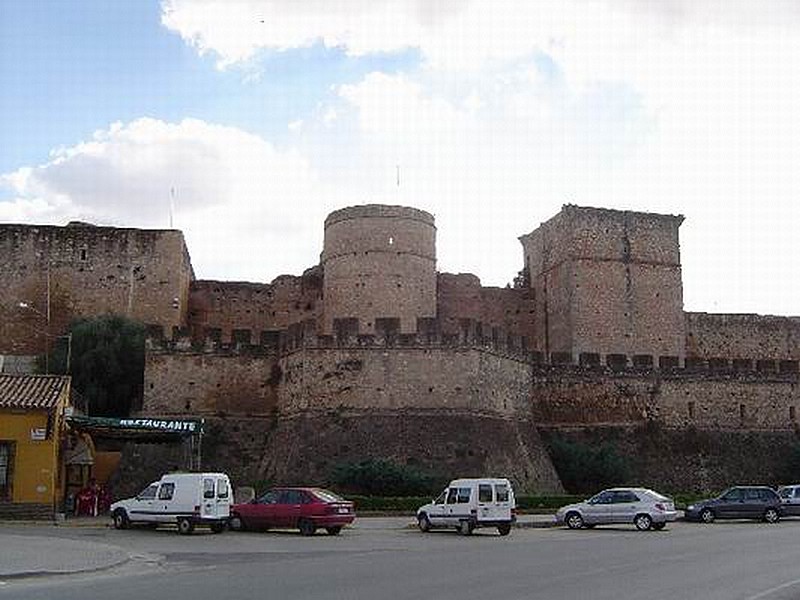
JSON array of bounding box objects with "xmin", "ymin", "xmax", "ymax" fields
[
  {"xmin": 5, "ymin": 203, "xmax": 800, "ymax": 496},
  {"xmin": 0, "ymin": 223, "xmax": 193, "ymax": 355}
]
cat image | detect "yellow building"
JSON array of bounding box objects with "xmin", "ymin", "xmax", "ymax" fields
[{"xmin": 0, "ymin": 374, "xmax": 71, "ymax": 519}]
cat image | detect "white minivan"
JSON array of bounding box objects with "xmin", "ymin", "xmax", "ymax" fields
[
  {"xmin": 111, "ymin": 472, "xmax": 232, "ymax": 534},
  {"xmin": 416, "ymin": 478, "xmax": 516, "ymax": 536}
]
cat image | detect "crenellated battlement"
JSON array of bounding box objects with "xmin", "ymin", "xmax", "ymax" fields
[
  {"xmin": 144, "ymin": 316, "xmax": 533, "ymax": 362},
  {"xmin": 144, "ymin": 317, "xmax": 800, "ymax": 380},
  {"xmin": 531, "ymin": 350, "xmax": 799, "ymax": 379}
]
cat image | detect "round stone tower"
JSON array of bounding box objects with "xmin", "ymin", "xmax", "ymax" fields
[{"xmin": 321, "ymin": 204, "xmax": 437, "ymax": 334}]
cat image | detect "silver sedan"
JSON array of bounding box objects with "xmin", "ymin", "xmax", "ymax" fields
[{"xmin": 555, "ymin": 488, "xmax": 678, "ymax": 531}]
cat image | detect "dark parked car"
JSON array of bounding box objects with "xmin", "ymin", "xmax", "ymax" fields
[
  {"xmin": 229, "ymin": 487, "xmax": 355, "ymax": 535},
  {"xmin": 778, "ymin": 484, "xmax": 800, "ymax": 516},
  {"xmin": 684, "ymin": 486, "xmax": 782, "ymax": 523}
]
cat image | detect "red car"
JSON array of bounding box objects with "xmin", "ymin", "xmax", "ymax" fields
[{"xmin": 230, "ymin": 487, "xmax": 355, "ymax": 535}]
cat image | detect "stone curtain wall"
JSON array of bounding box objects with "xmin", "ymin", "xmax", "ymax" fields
[
  {"xmin": 436, "ymin": 273, "xmax": 537, "ymax": 345},
  {"xmin": 277, "ymin": 345, "xmax": 531, "ymax": 417},
  {"xmin": 686, "ymin": 312, "xmax": 800, "ymax": 360},
  {"xmin": 530, "ymin": 365, "xmax": 800, "ymax": 431},
  {"xmin": 0, "ymin": 223, "xmax": 192, "ymax": 354},
  {"xmin": 143, "ymin": 349, "xmax": 279, "ymax": 416},
  {"xmin": 187, "ymin": 269, "xmax": 323, "ymax": 343},
  {"xmin": 139, "ymin": 322, "xmax": 565, "ymax": 493}
]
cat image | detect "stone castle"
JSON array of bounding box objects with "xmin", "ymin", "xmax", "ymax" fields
[{"xmin": 3, "ymin": 204, "xmax": 800, "ymax": 494}]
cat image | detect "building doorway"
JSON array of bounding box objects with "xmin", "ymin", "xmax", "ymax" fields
[{"xmin": 0, "ymin": 442, "xmax": 13, "ymax": 500}]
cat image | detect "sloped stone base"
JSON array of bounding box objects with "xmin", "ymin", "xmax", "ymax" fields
[
  {"xmin": 256, "ymin": 409, "xmax": 564, "ymax": 494},
  {"xmin": 112, "ymin": 410, "xmax": 564, "ymax": 498}
]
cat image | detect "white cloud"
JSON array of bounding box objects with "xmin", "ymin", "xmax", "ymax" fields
[
  {"xmin": 5, "ymin": 2, "xmax": 800, "ymax": 315},
  {"xmin": 315, "ymin": 44, "xmax": 800, "ymax": 313},
  {"xmin": 1, "ymin": 118, "xmax": 337, "ymax": 281},
  {"xmin": 160, "ymin": 0, "xmax": 431, "ymax": 67}
]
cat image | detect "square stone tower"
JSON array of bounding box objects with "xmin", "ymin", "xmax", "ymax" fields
[
  {"xmin": 519, "ymin": 205, "xmax": 685, "ymax": 360},
  {"xmin": 0, "ymin": 223, "xmax": 193, "ymax": 356}
]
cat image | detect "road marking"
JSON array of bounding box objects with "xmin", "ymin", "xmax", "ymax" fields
[{"xmin": 746, "ymin": 578, "xmax": 800, "ymax": 600}]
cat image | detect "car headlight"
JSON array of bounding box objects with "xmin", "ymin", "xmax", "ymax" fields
[{"xmin": 687, "ymin": 505, "xmax": 695, "ymax": 511}]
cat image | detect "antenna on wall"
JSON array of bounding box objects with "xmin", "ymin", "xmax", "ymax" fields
[
  {"xmin": 396, "ymin": 164, "xmax": 401, "ymax": 203},
  {"xmin": 169, "ymin": 187, "xmax": 176, "ymax": 229}
]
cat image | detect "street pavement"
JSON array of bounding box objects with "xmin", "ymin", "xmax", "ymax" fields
[
  {"xmin": 5, "ymin": 516, "xmax": 800, "ymax": 599},
  {"xmin": 0, "ymin": 514, "xmax": 555, "ymax": 579}
]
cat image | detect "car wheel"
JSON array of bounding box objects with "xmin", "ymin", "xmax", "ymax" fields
[
  {"xmin": 458, "ymin": 520, "xmax": 474, "ymax": 536},
  {"xmin": 764, "ymin": 508, "xmax": 780, "ymax": 523},
  {"xmin": 634, "ymin": 514, "xmax": 653, "ymax": 531},
  {"xmin": 326, "ymin": 526, "xmax": 342, "ymax": 536},
  {"xmin": 565, "ymin": 512, "xmax": 584, "ymax": 530},
  {"xmin": 177, "ymin": 517, "xmax": 195, "ymax": 535},
  {"xmin": 210, "ymin": 522, "xmax": 227, "ymax": 534},
  {"xmin": 229, "ymin": 514, "xmax": 245, "ymax": 531},
  {"xmin": 417, "ymin": 514, "xmax": 431, "ymax": 533},
  {"xmin": 652, "ymin": 522, "xmax": 666, "ymax": 531},
  {"xmin": 497, "ymin": 523, "xmax": 512, "ymax": 536},
  {"xmin": 298, "ymin": 519, "xmax": 316, "ymax": 536},
  {"xmin": 700, "ymin": 508, "xmax": 715, "ymax": 524},
  {"xmin": 112, "ymin": 509, "xmax": 129, "ymax": 530}
]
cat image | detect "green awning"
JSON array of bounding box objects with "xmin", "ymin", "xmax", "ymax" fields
[{"xmin": 66, "ymin": 415, "xmax": 204, "ymax": 441}]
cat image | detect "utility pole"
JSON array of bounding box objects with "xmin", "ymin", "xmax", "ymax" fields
[
  {"xmin": 45, "ymin": 264, "xmax": 51, "ymax": 374},
  {"xmin": 65, "ymin": 332, "xmax": 72, "ymax": 375}
]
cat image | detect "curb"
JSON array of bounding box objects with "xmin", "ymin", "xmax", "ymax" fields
[
  {"xmin": 516, "ymin": 519, "xmax": 557, "ymax": 529},
  {"xmin": 0, "ymin": 535, "xmax": 133, "ymax": 581},
  {"xmin": 0, "ymin": 554, "xmax": 131, "ymax": 581},
  {"xmin": 0, "ymin": 518, "xmax": 111, "ymax": 528},
  {"xmin": 401, "ymin": 518, "xmax": 558, "ymax": 530}
]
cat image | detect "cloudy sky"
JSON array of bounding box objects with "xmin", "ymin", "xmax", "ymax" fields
[{"xmin": 2, "ymin": 0, "xmax": 800, "ymax": 315}]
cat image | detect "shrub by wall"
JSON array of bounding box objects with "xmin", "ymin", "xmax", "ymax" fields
[{"xmin": 331, "ymin": 458, "xmax": 443, "ymax": 496}]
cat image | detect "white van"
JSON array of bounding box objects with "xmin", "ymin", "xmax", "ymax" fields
[
  {"xmin": 416, "ymin": 478, "xmax": 516, "ymax": 536},
  {"xmin": 110, "ymin": 472, "xmax": 232, "ymax": 534}
]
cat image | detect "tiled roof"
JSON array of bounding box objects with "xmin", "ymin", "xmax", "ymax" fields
[{"xmin": 0, "ymin": 375, "xmax": 70, "ymax": 410}]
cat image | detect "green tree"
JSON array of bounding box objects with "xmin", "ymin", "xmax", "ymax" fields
[
  {"xmin": 51, "ymin": 315, "xmax": 146, "ymax": 417},
  {"xmin": 548, "ymin": 437, "xmax": 630, "ymax": 494}
]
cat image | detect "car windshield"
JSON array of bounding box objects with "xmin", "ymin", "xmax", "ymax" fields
[
  {"xmin": 137, "ymin": 484, "xmax": 158, "ymax": 500},
  {"xmin": 312, "ymin": 489, "xmax": 344, "ymax": 502}
]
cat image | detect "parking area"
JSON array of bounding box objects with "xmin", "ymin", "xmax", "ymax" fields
[{"xmin": 5, "ymin": 518, "xmax": 800, "ymax": 600}]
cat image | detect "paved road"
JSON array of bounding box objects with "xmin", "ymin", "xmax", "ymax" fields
[{"xmin": 4, "ymin": 519, "xmax": 800, "ymax": 600}]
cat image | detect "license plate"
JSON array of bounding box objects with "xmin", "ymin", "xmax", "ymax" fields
[{"xmin": 338, "ymin": 508, "xmax": 349, "ymax": 514}]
